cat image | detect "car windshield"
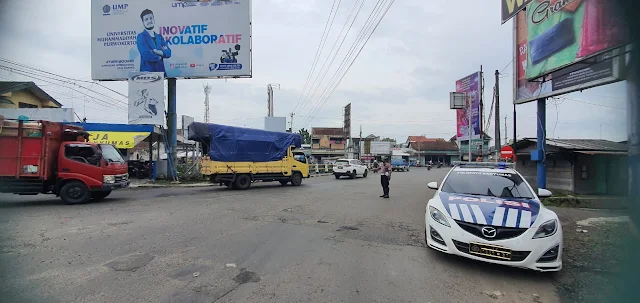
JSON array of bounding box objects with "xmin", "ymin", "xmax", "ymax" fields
[
  {"xmin": 441, "ymin": 170, "xmax": 534, "ymax": 199},
  {"xmin": 99, "ymin": 144, "xmax": 125, "ymax": 163}
]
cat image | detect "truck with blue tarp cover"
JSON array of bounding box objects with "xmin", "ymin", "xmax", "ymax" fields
[
  {"xmin": 188, "ymin": 122, "xmax": 310, "ymax": 189},
  {"xmin": 391, "ymin": 158, "xmax": 409, "ymax": 172}
]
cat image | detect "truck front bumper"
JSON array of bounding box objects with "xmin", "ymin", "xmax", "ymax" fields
[{"xmin": 100, "ymin": 181, "xmax": 130, "ymax": 191}]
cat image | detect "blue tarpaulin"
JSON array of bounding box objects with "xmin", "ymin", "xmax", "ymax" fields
[{"xmin": 188, "ymin": 122, "xmax": 302, "ymax": 162}]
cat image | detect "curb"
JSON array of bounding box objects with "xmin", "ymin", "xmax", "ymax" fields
[{"xmin": 310, "ymin": 173, "xmax": 333, "ymax": 177}]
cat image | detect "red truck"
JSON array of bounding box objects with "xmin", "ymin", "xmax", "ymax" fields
[{"xmin": 0, "ymin": 119, "xmax": 129, "ymax": 204}]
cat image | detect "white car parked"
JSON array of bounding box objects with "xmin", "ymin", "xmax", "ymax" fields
[
  {"xmin": 333, "ymin": 159, "xmax": 368, "ymax": 179},
  {"xmin": 425, "ymin": 162, "xmax": 563, "ymax": 272}
]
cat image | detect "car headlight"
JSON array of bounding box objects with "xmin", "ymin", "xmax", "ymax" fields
[
  {"xmin": 103, "ymin": 175, "xmax": 115, "ymax": 184},
  {"xmin": 533, "ymin": 219, "xmax": 558, "ymax": 239},
  {"xmin": 429, "ymin": 206, "xmax": 450, "ymax": 227}
]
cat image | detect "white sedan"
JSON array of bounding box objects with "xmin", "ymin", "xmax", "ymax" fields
[{"xmin": 425, "ymin": 162, "xmax": 563, "ymax": 272}]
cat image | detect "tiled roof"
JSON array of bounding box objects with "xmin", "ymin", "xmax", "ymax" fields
[{"xmin": 411, "ymin": 140, "xmax": 459, "ymax": 152}]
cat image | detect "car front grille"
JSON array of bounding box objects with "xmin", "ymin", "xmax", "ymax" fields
[
  {"xmin": 455, "ymin": 220, "xmax": 528, "ymax": 241},
  {"xmin": 452, "ymin": 240, "xmax": 530, "ymax": 262},
  {"xmin": 115, "ymin": 174, "xmax": 129, "ymax": 183}
]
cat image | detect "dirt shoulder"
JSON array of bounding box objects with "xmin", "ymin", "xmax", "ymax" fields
[{"xmin": 551, "ymin": 207, "xmax": 635, "ymax": 303}]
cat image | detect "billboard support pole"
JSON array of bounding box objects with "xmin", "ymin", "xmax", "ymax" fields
[
  {"xmin": 467, "ymin": 94, "xmax": 472, "ymax": 162},
  {"xmin": 494, "ymin": 70, "xmax": 501, "ymax": 162},
  {"xmin": 536, "ymin": 98, "xmax": 546, "ymax": 189},
  {"xmin": 167, "ymin": 78, "xmax": 177, "ymax": 180}
]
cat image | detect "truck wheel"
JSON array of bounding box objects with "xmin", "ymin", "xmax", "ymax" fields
[
  {"xmin": 363, "ymin": 170, "xmax": 368, "ymax": 178},
  {"xmin": 91, "ymin": 190, "xmax": 112, "ymax": 200},
  {"xmin": 279, "ymin": 180, "xmax": 289, "ymax": 186},
  {"xmin": 60, "ymin": 181, "xmax": 90, "ymax": 205},
  {"xmin": 291, "ymin": 172, "xmax": 303, "ymax": 186},
  {"xmin": 234, "ymin": 174, "xmax": 252, "ymax": 190}
]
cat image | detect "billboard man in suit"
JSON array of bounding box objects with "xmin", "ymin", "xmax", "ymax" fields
[{"xmin": 136, "ymin": 9, "xmax": 171, "ymax": 76}]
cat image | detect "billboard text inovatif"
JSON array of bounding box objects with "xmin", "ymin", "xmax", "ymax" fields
[{"xmin": 91, "ymin": 0, "xmax": 251, "ymax": 80}]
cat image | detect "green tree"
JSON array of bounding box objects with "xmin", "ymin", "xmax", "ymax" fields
[{"xmin": 298, "ymin": 128, "xmax": 311, "ymax": 144}]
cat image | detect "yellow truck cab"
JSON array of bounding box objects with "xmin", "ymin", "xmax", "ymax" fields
[{"xmin": 190, "ymin": 122, "xmax": 309, "ymax": 190}]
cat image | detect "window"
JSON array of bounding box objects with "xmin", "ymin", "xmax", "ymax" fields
[
  {"xmin": 99, "ymin": 144, "xmax": 125, "ymax": 164},
  {"xmin": 18, "ymin": 102, "xmax": 38, "ymax": 108},
  {"xmin": 441, "ymin": 170, "xmax": 534, "ymax": 199},
  {"xmin": 65, "ymin": 145, "xmax": 100, "ymax": 166}
]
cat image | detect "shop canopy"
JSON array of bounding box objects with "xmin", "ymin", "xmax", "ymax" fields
[{"xmin": 67, "ymin": 123, "xmax": 153, "ymax": 149}]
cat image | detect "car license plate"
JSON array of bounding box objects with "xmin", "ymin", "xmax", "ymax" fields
[
  {"xmin": 337, "ymin": 166, "xmax": 342, "ymax": 169},
  {"xmin": 468, "ymin": 242, "xmax": 512, "ymax": 260}
]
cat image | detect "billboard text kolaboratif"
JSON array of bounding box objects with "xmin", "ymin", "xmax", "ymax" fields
[{"xmin": 91, "ymin": 0, "xmax": 251, "ymax": 80}]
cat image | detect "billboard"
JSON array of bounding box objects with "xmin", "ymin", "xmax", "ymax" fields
[
  {"xmin": 514, "ymin": 2, "xmax": 628, "ymax": 104},
  {"xmin": 524, "ymin": 0, "xmax": 627, "ymax": 80},
  {"xmin": 91, "ymin": 0, "xmax": 251, "ymax": 80},
  {"xmin": 0, "ymin": 108, "xmax": 75, "ymax": 123},
  {"xmin": 344, "ymin": 103, "xmax": 351, "ymax": 138},
  {"xmin": 455, "ymin": 72, "xmax": 481, "ymax": 141},
  {"xmin": 501, "ymin": 0, "xmax": 533, "ymax": 24},
  {"xmin": 128, "ymin": 72, "xmax": 165, "ymax": 125}
]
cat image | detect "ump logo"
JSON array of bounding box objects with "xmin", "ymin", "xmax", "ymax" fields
[
  {"xmin": 104, "ymin": 3, "xmax": 128, "ymax": 15},
  {"xmin": 209, "ymin": 63, "xmax": 218, "ymax": 71},
  {"xmin": 131, "ymin": 74, "xmax": 162, "ymax": 83}
]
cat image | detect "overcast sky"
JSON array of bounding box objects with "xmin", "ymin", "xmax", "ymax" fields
[{"xmin": 0, "ymin": 0, "xmax": 628, "ymax": 143}]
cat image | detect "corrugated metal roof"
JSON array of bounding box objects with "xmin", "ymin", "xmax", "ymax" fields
[{"xmin": 520, "ymin": 138, "xmax": 627, "ymax": 152}]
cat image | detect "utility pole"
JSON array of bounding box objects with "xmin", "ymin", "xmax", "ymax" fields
[
  {"xmin": 504, "ymin": 115, "xmax": 508, "ymax": 145},
  {"xmin": 513, "ymin": 103, "xmax": 517, "ymax": 168},
  {"xmin": 290, "ymin": 112, "xmax": 295, "ymax": 132},
  {"xmin": 359, "ymin": 125, "xmax": 362, "ymax": 160},
  {"xmin": 494, "ymin": 70, "xmax": 501, "ymax": 161},
  {"xmin": 203, "ymin": 84, "xmax": 211, "ymax": 123},
  {"xmin": 479, "ymin": 65, "xmax": 484, "ymax": 157}
]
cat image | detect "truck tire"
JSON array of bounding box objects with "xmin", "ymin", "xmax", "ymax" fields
[
  {"xmin": 291, "ymin": 172, "xmax": 303, "ymax": 186},
  {"xmin": 91, "ymin": 190, "xmax": 112, "ymax": 200},
  {"xmin": 234, "ymin": 174, "xmax": 252, "ymax": 190},
  {"xmin": 60, "ymin": 181, "xmax": 91, "ymax": 205},
  {"xmin": 363, "ymin": 170, "xmax": 368, "ymax": 178},
  {"xmin": 279, "ymin": 180, "xmax": 289, "ymax": 186}
]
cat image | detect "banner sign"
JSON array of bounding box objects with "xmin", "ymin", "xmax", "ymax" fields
[
  {"xmin": 87, "ymin": 131, "xmax": 151, "ymax": 148},
  {"xmin": 524, "ymin": 0, "xmax": 627, "ymax": 81},
  {"xmin": 128, "ymin": 72, "xmax": 165, "ymax": 125},
  {"xmin": 91, "ymin": 0, "xmax": 252, "ymax": 80},
  {"xmin": 455, "ymin": 72, "xmax": 481, "ymax": 141},
  {"xmin": 514, "ymin": 4, "xmax": 628, "ymax": 104},
  {"xmin": 501, "ymin": 0, "xmax": 533, "ymax": 24}
]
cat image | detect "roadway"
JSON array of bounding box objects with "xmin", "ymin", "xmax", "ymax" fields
[{"xmin": 0, "ymin": 168, "xmax": 558, "ymax": 303}]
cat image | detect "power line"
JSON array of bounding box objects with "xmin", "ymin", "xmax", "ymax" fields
[
  {"xmin": 560, "ymin": 97, "xmax": 625, "ymax": 110},
  {"xmin": 299, "ymin": 0, "xmax": 396, "ymax": 129},
  {"xmin": 291, "ymin": 0, "xmax": 341, "ymax": 114},
  {"xmin": 296, "ymin": 0, "xmax": 367, "ymax": 117}
]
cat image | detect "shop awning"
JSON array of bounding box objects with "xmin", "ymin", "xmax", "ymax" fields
[{"xmin": 87, "ymin": 131, "xmax": 151, "ymax": 149}]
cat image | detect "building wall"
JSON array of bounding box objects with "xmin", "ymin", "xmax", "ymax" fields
[
  {"xmin": 312, "ymin": 135, "xmax": 345, "ymax": 150},
  {"xmin": 517, "ymin": 153, "xmax": 574, "ymax": 192},
  {"xmin": 573, "ymin": 154, "xmax": 628, "ymax": 195},
  {"xmin": 0, "ymin": 90, "xmax": 59, "ymax": 109}
]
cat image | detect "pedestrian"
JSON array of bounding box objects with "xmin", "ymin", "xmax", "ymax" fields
[
  {"xmin": 373, "ymin": 160, "xmax": 379, "ymax": 173},
  {"xmin": 380, "ymin": 159, "xmax": 391, "ymax": 198}
]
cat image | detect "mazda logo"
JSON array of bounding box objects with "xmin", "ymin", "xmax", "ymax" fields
[{"xmin": 481, "ymin": 226, "xmax": 497, "ymax": 238}]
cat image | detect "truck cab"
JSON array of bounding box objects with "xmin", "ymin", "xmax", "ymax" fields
[
  {"xmin": 0, "ymin": 119, "xmax": 129, "ymax": 204},
  {"xmin": 391, "ymin": 158, "xmax": 409, "ymax": 172}
]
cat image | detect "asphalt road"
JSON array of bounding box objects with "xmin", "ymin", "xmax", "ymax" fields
[{"xmin": 0, "ymin": 168, "xmax": 558, "ymax": 303}]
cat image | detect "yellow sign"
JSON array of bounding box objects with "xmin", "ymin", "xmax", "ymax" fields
[{"xmin": 87, "ymin": 131, "xmax": 150, "ymax": 149}]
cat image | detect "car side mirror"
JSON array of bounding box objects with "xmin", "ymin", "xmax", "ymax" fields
[
  {"xmin": 427, "ymin": 182, "xmax": 438, "ymax": 190},
  {"xmin": 538, "ymin": 188, "xmax": 553, "ymax": 198}
]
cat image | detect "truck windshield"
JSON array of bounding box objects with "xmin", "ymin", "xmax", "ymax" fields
[{"xmin": 99, "ymin": 144, "xmax": 125, "ymax": 163}]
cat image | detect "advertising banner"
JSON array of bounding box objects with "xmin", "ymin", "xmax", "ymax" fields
[
  {"xmin": 91, "ymin": 0, "xmax": 251, "ymax": 80},
  {"xmin": 455, "ymin": 72, "xmax": 481, "ymax": 141},
  {"xmin": 128, "ymin": 72, "xmax": 165, "ymax": 125},
  {"xmin": 0, "ymin": 108, "xmax": 75, "ymax": 123},
  {"xmin": 87, "ymin": 131, "xmax": 151, "ymax": 148},
  {"xmin": 524, "ymin": 0, "xmax": 627, "ymax": 80},
  {"xmin": 514, "ymin": 5, "xmax": 627, "ymax": 104},
  {"xmin": 501, "ymin": 0, "xmax": 533, "ymax": 24}
]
